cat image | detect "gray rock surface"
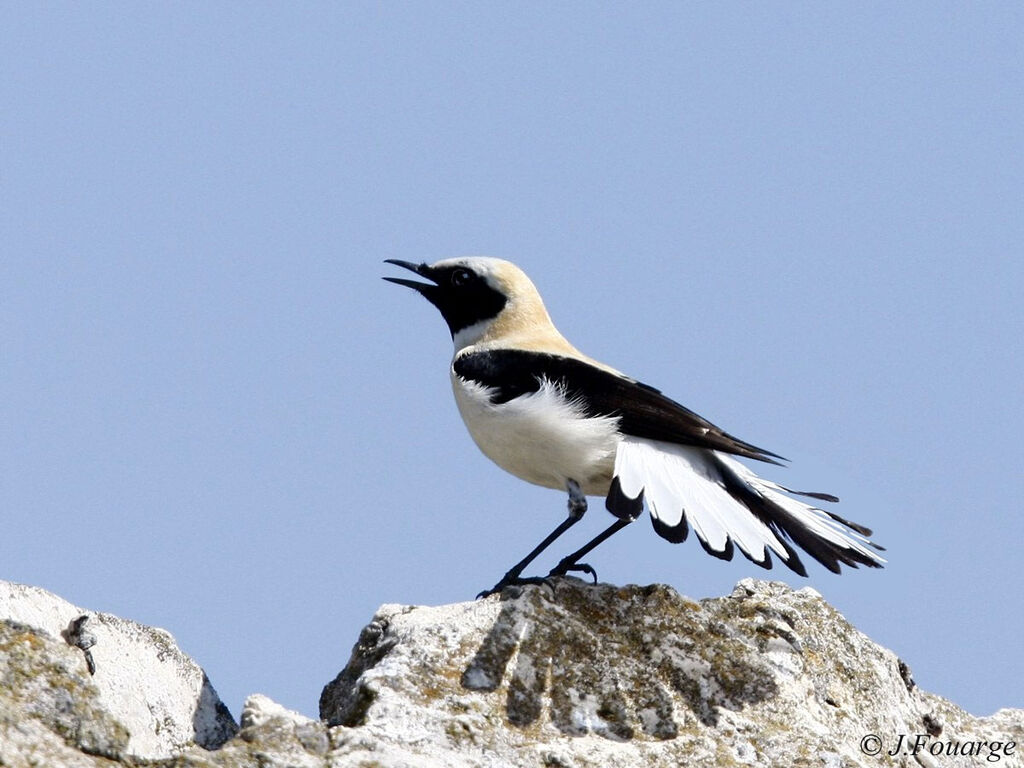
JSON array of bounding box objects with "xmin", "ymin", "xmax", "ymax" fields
[
  {"xmin": 0, "ymin": 580, "xmax": 237, "ymax": 760},
  {"xmin": 318, "ymin": 578, "xmax": 1023, "ymax": 767},
  {"xmin": 1, "ymin": 577, "xmax": 1020, "ymax": 767}
]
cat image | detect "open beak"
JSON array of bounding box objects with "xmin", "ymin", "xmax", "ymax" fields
[{"xmin": 382, "ymin": 259, "xmax": 440, "ymax": 298}]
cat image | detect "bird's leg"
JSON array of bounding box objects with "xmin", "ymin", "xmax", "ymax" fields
[
  {"xmin": 547, "ymin": 517, "xmax": 635, "ymax": 583},
  {"xmin": 477, "ymin": 480, "xmax": 588, "ymax": 598}
]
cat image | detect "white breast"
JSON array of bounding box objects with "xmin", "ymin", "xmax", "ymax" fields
[{"xmin": 451, "ymin": 374, "xmax": 620, "ymax": 495}]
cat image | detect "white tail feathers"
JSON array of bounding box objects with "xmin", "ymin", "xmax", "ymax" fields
[{"xmin": 613, "ymin": 436, "xmax": 885, "ymax": 575}]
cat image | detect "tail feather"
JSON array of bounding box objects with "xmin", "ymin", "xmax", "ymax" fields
[
  {"xmin": 715, "ymin": 453, "xmax": 884, "ymax": 571},
  {"xmin": 611, "ymin": 436, "xmax": 885, "ymax": 576}
]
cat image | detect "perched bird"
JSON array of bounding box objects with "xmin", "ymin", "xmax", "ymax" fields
[{"xmin": 384, "ymin": 257, "xmax": 884, "ymax": 596}]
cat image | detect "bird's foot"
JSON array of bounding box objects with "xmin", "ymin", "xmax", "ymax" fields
[
  {"xmin": 476, "ymin": 567, "xmax": 596, "ymax": 598},
  {"xmin": 476, "ymin": 574, "xmax": 551, "ymax": 600},
  {"xmin": 548, "ymin": 559, "xmax": 598, "ymax": 584},
  {"xmin": 478, "ymin": 561, "xmax": 599, "ymax": 599}
]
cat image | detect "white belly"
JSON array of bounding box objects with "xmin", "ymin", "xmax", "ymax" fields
[{"xmin": 451, "ymin": 375, "xmax": 620, "ymax": 495}]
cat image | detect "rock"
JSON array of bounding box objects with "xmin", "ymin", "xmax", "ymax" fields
[
  {"xmin": 0, "ymin": 618, "xmax": 130, "ymax": 765},
  {"xmin": 187, "ymin": 694, "xmax": 333, "ymax": 768},
  {"xmin": 2, "ymin": 576, "xmax": 1021, "ymax": 767},
  {"xmin": 0, "ymin": 580, "xmax": 237, "ymax": 761},
  {"xmin": 320, "ymin": 579, "xmax": 1024, "ymax": 767}
]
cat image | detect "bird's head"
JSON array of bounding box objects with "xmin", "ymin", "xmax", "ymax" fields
[{"xmin": 384, "ymin": 257, "xmax": 565, "ymax": 352}]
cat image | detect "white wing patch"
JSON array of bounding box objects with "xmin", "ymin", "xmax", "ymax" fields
[
  {"xmin": 613, "ymin": 436, "xmax": 885, "ymax": 569},
  {"xmin": 614, "ymin": 437, "xmax": 788, "ymax": 564}
]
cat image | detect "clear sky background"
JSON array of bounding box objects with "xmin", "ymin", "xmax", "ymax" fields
[{"xmin": 3, "ymin": 4, "xmax": 1022, "ymax": 720}]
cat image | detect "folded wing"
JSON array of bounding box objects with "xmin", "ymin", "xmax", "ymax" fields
[{"xmin": 453, "ymin": 349, "xmax": 784, "ymax": 463}]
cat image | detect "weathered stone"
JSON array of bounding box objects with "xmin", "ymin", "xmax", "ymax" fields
[
  {"xmin": 0, "ymin": 580, "xmax": 237, "ymax": 760},
  {"xmin": 319, "ymin": 578, "xmax": 1024, "ymax": 767},
  {"xmin": 2, "ymin": 576, "xmax": 1021, "ymax": 768},
  {"xmin": 0, "ymin": 619, "xmax": 130, "ymax": 762}
]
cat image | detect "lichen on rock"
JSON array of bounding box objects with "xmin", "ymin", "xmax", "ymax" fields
[
  {"xmin": 318, "ymin": 578, "xmax": 1024, "ymax": 767},
  {"xmin": 2, "ymin": 577, "xmax": 1022, "ymax": 768},
  {"xmin": 0, "ymin": 619, "xmax": 131, "ymax": 760}
]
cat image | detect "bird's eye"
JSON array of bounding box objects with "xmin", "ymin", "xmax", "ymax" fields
[{"xmin": 451, "ymin": 268, "xmax": 473, "ymax": 286}]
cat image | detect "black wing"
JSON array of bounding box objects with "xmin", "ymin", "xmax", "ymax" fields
[{"xmin": 453, "ymin": 349, "xmax": 785, "ymax": 465}]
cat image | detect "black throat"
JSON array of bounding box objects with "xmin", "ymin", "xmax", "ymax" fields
[{"xmin": 426, "ymin": 265, "xmax": 508, "ymax": 339}]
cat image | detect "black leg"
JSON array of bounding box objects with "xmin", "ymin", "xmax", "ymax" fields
[
  {"xmin": 477, "ymin": 480, "xmax": 588, "ymax": 598},
  {"xmin": 547, "ymin": 518, "xmax": 635, "ymax": 581}
]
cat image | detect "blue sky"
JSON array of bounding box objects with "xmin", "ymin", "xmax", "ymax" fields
[{"xmin": 3, "ymin": 4, "xmax": 1022, "ymax": 720}]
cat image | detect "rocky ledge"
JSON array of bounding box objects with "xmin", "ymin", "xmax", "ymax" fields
[{"xmin": 1, "ymin": 577, "xmax": 1020, "ymax": 767}]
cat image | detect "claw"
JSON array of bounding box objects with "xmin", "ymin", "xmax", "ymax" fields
[
  {"xmin": 548, "ymin": 561, "xmax": 598, "ymax": 584},
  {"xmin": 568, "ymin": 562, "xmax": 598, "ymax": 584},
  {"xmin": 476, "ymin": 575, "xmax": 549, "ymax": 599}
]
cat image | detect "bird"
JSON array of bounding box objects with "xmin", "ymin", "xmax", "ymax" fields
[{"xmin": 384, "ymin": 257, "xmax": 884, "ymax": 596}]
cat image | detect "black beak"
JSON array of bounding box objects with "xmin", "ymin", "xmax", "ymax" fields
[{"xmin": 382, "ymin": 259, "xmax": 439, "ymax": 298}]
